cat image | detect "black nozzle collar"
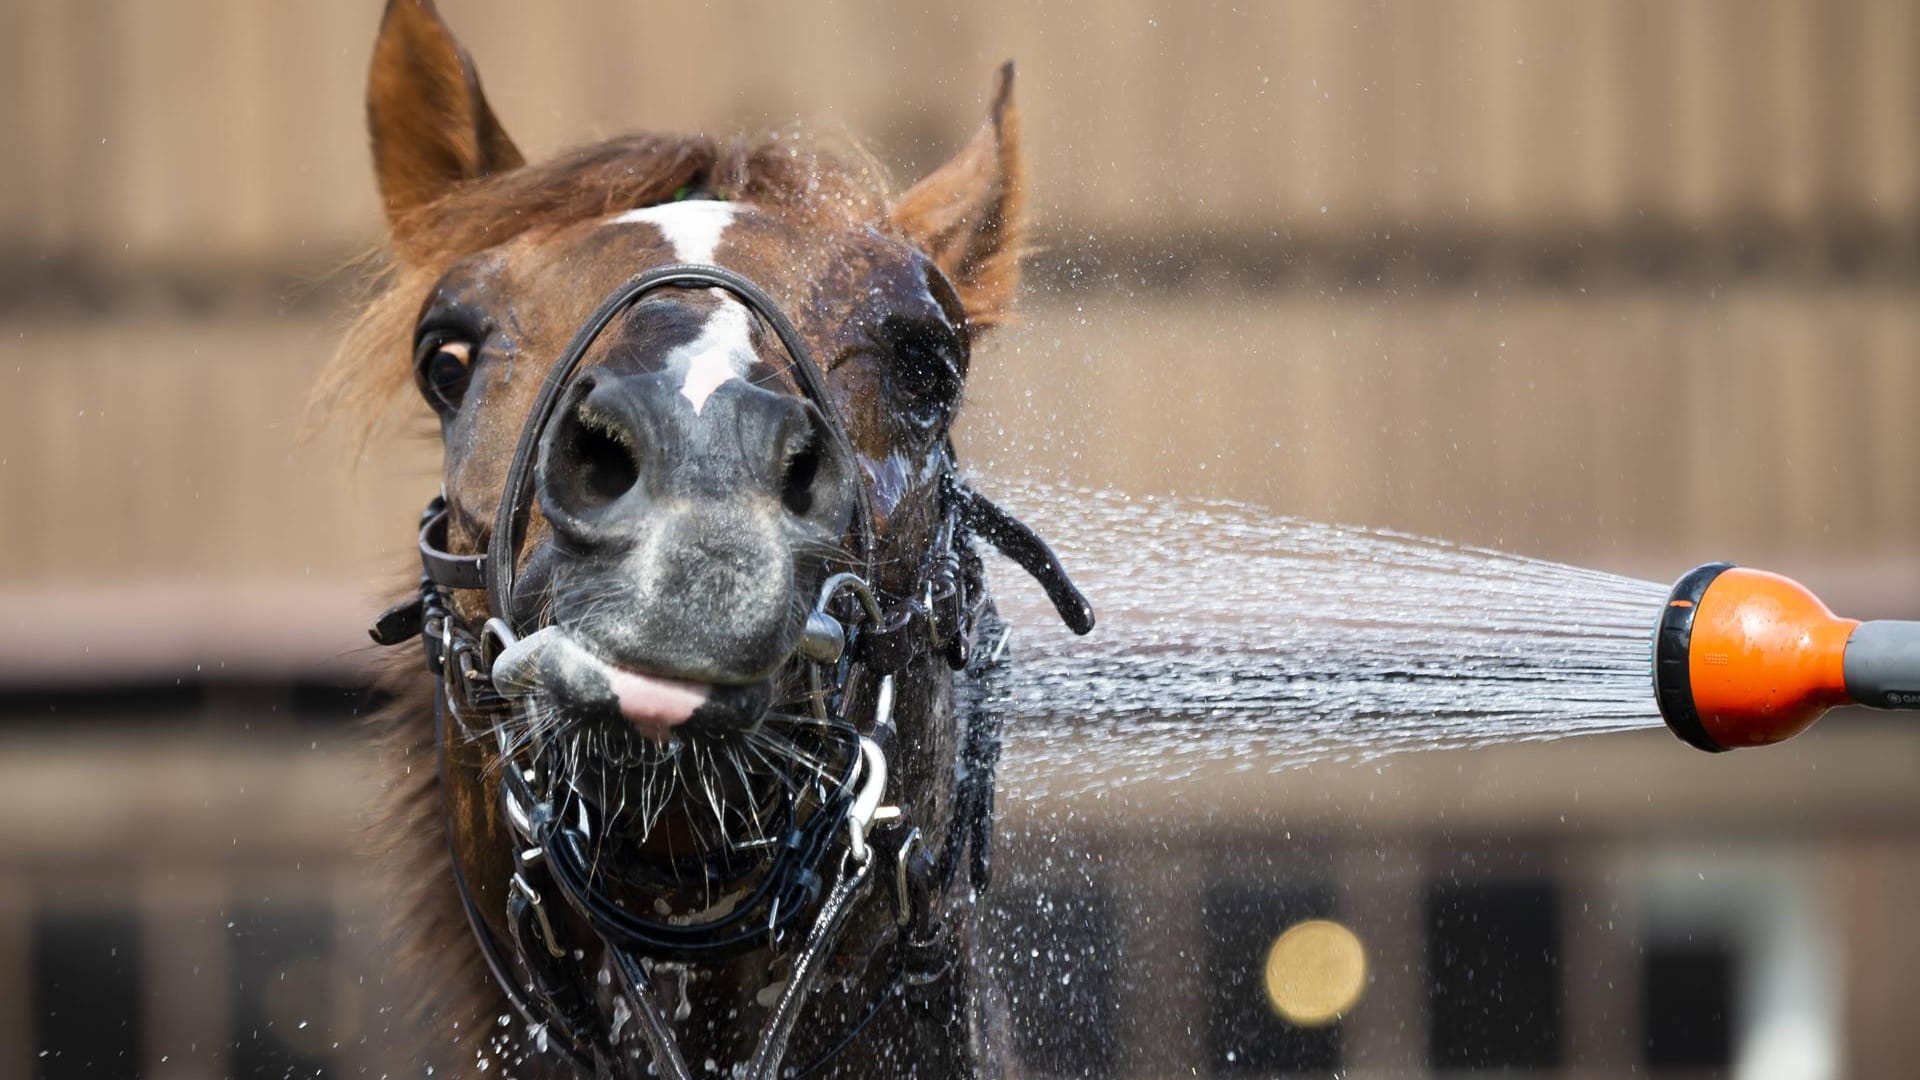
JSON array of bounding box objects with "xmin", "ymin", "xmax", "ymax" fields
[{"xmin": 1653, "ymin": 562, "xmax": 1736, "ymax": 753}]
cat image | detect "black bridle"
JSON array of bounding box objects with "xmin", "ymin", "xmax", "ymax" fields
[{"xmin": 369, "ymin": 261, "xmax": 1093, "ymax": 1078}]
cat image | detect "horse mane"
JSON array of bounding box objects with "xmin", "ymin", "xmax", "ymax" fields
[{"xmin": 318, "ymin": 130, "xmax": 894, "ymax": 441}]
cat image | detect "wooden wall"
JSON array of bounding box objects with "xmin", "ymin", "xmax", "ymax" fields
[{"xmin": 0, "ymin": 0, "xmax": 1913, "ymax": 263}]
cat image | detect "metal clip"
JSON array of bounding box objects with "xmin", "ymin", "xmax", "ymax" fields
[
  {"xmin": 815, "ymin": 572, "xmax": 885, "ymax": 628},
  {"xmin": 870, "ymin": 675, "xmax": 896, "ymax": 743},
  {"xmin": 923, "ymin": 577, "xmax": 949, "ymax": 651},
  {"xmin": 479, "ymin": 617, "xmax": 519, "ymax": 676},
  {"xmin": 845, "ymin": 736, "xmax": 888, "ymax": 865},
  {"xmin": 798, "ymin": 609, "xmax": 846, "ymax": 664},
  {"xmin": 510, "ymin": 873, "xmax": 566, "ymax": 959},
  {"xmin": 502, "ymin": 780, "xmax": 535, "ymax": 843},
  {"xmin": 893, "ymin": 827, "xmax": 924, "ymax": 927}
]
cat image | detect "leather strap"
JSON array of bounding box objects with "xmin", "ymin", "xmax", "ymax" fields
[
  {"xmin": 420, "ymin": 498, "xmax": 487, "ymax": 591},
  {"xmin": 957, "ymin": 485, "xmax": 1096, "ymax": 635},
  {"xmin": 486, "ymin": 263, "xmax": 877, "ymax": 627},
  {"xmin": 435, "ymin": 689, "xmax": 600, "ymax": 1072}
]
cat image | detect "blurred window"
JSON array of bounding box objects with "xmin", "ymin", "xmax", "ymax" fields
[
  {"xmin": 229, "ymin": 906, "xmax": 337, "ymax": 1080},
  {"xmin": 1642, "ymin": 940, "xmax": 1738, "ymax": 1069},
  {"xmin": 994, "ymin": 883, "xmax": 1121, "ymax": 1078},
  {"xmin": 1425, "ymin": 880, "xmax": 1563, "ymax": 1069},
  {"xmin": 32, "ymin": 911, "xmax": 143, "ymax": 1080},
  {"xmin": 1203, "ymin": 883, "xmax": 1341, "ymax": 1075}
]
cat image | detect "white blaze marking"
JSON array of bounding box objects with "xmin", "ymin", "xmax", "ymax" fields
[
  {"xmin": 604, "ymin": 201, "xmax": 756, "ymax": 415},
  {"xmin": 605, "ymin": 201, "xmax": 738, "ymax": 263},
  {"xmin": 666, "ymin": 302, "xmax": 755, "ymax": 414}
]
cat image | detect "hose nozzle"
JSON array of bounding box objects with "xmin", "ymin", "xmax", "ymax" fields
[{"xmin": 1654, "ymin": 563, "xmax": 1920, "ymax": 751}]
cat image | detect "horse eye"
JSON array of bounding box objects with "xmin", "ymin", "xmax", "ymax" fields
[
  {"xmin": 904, "ymin": 399, "xmax": 946, "ymax": 434},
  {"xmin": 414, "ymin": 338, "xmax": 474, "ymax": 412}
]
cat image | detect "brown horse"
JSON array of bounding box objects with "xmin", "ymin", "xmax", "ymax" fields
[{"xmin": 328, "ymin": 2, "xmax": 1089, "ymax": 1077}]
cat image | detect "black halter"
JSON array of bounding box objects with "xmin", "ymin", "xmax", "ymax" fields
[{"xmin": 369, "ymin": 260, "xmax": 1093, "ymax": 1079}]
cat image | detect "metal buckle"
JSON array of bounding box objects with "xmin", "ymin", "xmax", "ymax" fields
[
  {"xmin": 805, "ymin": 572, "xmax": 887, "ymax": 718},
  {"xmin": 422, "ymin": 611, "xmax": 450, "ymax": 677},
  {"xmin": 923, "ymin": 577, "xmax": 951, "ymax": 651},
  {"xmin": 447, "ymin": 640, "xmax": 485, "ymax": 708}
]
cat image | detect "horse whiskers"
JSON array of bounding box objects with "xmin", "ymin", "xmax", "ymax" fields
[
  {"xmin": 740, "ymin": 734, "xmax": 843, "ymax": 814},
  {"xmin": 694, "ymin": 742, "xmax": 724, "ymax": 841},
  {"xmin": 592, "ymin": 727, "xmax": 610, "ymax": 875},
  {"xmin": 747, "ymin": 723, "xmax": 841, "ymax": 778},
  {"xmin": 737, "ymin": 737, "xmax": 800, "ymax": 800},
  {"xmin": 744, "ymin": 737, "xmax": 840, "ymax": 823},
  {"xmin": 544, "ymin": 580, "xmax": 646, "ymax": 648},
  {"xmin": 471, "ymin": 677, "xmax": 857, "ymax": 872},
  {"xmin": 695, "ymin": 743, "xmax": 726, "ymax": 907},
  {"xmin": 725, "ymin": 744, "xmax": 767, "ymax": 845},
  {"xmin": 641, "ymin": 746, "xmax": 667, "ymax": 838},
  {"xmin": 757, "ymin": 726, "xmax": 813, "ymax": 769},
  {"xmin": 471, "ymin": 690, "xmax": 571, "ymax": 779},
  {"xmin": 609, "ymin": 734, "xmax": 633, "ymax": 861}
]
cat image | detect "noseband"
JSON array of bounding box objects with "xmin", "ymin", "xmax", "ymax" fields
[{"xmin": 370, "ymin": 261, "xmax": 1093, "ymax": 1078}]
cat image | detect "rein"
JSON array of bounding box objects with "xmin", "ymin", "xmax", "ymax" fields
[{"xmin": 369, "ymin": 261, "xmax": 1093, "ymax": 1078}]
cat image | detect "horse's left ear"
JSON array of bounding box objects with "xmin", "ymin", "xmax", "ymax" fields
[{"xmin": 890, "ymin": 63, "xmax": 1026, "ymax": 331}]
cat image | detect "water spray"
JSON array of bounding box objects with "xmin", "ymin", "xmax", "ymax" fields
[{"xmin": 1653, "ymin": 563, "xmax": 1920, "ymax": 752}]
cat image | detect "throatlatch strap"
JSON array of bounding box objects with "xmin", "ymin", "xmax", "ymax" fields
[{"xmin": 956, "ymin": 485, "xmax": 1095, "ymax": 634}]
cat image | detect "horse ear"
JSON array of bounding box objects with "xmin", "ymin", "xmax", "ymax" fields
[
  {"xmin": 366, "ymin": 0, "xmax": 523, "ymax": 234},
  {"xmin": 890, "ymin": 63, "xmax": 1026, "ymax": 331}
]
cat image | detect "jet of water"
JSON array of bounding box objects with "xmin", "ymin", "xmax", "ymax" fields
[{"xmin": 979, "ymin": 483, "xmax": 1668, "ymax": 796}]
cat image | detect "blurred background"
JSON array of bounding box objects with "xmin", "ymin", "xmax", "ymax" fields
[{"xmin": 2, "ymin": 1, "xmax": 1917, "ymax": 1077}]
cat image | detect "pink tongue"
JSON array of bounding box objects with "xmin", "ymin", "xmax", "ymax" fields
[{"xmin": 602, "ymin": 668, "xmax": 709, "ymax": 735}]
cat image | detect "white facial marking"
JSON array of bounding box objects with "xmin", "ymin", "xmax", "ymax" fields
[
  {"xmin": 605, "ymin": 201, "xmax": 739, "ymax": 264},
  {"xmin": 604, "ymin": 202, "xmax": 755, "ymax": 414},
  {"xmin": 599, "ymin": 201, "xmax": 756, "ymax": 417},
  {"xmin": 666, "ymin": 302, "xmax": 755, "ymax": 414}
]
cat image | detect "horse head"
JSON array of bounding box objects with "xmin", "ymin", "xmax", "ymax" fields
[
  {"xmin": 333, "ymin": 3, "xmax": 1089, "ymax": 1075},
  {"xmin": 366, "ymin": 9, "xmax": 1020, "ymax": 723}
]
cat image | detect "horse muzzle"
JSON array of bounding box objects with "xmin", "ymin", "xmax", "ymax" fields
[{"xmin": 535, "ymin": 367, "xmax": 857, "ymax": 551}]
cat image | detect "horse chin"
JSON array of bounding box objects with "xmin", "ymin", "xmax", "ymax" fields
[{"xmin": 492, "ymin": 627, "xmax": 817, "ymax": 855}]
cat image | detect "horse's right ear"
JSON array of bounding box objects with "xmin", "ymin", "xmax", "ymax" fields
[{"xmin": 367, "ymin": 0, "xmax": 523, "ymax": 238}]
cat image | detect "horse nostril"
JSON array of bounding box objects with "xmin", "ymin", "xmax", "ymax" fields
[
  {"xmin": 551, "ymin": 403, "xmax": 641, "ymax": 515},
  {"xmin": 781, "ymin": 440, "xmax": 821, "ymax": 518}
]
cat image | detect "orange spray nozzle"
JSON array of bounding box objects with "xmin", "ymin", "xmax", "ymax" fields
[{"xmin": 1652, "ymin": 564, "xmax": 1920, "ymax": 751}]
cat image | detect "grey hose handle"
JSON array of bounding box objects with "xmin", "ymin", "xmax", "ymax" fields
[{"xmin": 1843, "ymin": 620, "xmax": 1920, "ymax": 709}]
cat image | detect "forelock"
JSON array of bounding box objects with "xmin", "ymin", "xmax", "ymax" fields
[{"xmin": 316, "ymin": 130, "xmax": 895, "ymax": 442}]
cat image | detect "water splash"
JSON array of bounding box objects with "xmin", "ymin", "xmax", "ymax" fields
[{"xmin": 980, "ymin": 483, "xmax": 1668, "ymax": 796}]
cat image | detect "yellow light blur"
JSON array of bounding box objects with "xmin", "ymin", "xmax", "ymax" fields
[{"xmin": 1263, "ymin": 919, "xmax": 1367, "ymax": 1026}]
